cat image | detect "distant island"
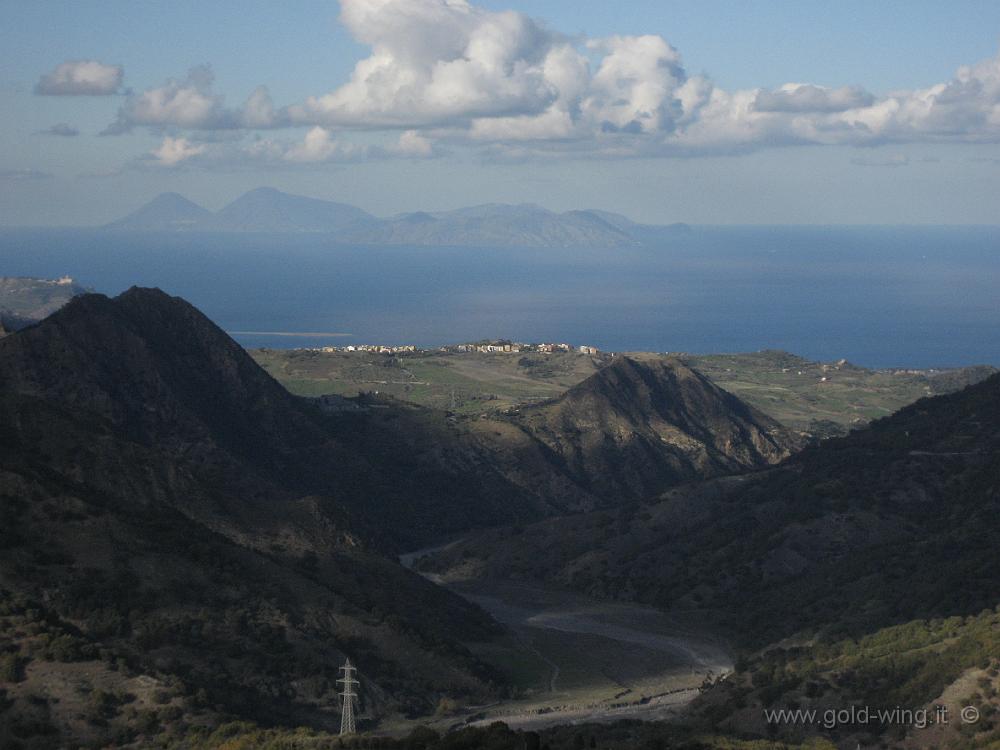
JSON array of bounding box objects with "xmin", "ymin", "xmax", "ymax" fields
[{"xmin": 103, "ymin": 187, "xmax": 691, "ymax": 248}]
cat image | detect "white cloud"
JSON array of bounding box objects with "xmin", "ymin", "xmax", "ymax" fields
[
  {"xmin": 754, "ymin": 84, "xmax": 875, "ymax": 113},
  {"xmin": 288, "ymin": 0, "xmax": 568, "ymax": 127},
  {"xmin": 391, "ymin": 130, "xmax": 436, "ymax": 156},
  {"xmin": 103, "ymin": 66, "xmax": 284, "ymax": 134},
  {"xmin": 101, "ymin": 0, "xmax": 1000, "ymax": 163},
  {"xmin": 35, "ymin": 60, "xmax": 123, "ymax": 95},
  {"xmin": 241, "ymin": 86, "xmax": 281, "ymax": 129},
  {"xmin": 281, "ymin": 127, "xmax": 371, "ymax": 162},
  {"xmin": 104, "ymin": 65, "xmax": 224, "ymax": 134},
  {"xmin": 137, "ymin": 126, "xmax": 444, "ymax": 170},
  {"xmin": 215, "ymin": 128, "xmax": 441, "ymax": 167},
  {"xmin": 285, "ymin": 0, "xmax": 1000, "ymax": 157},
  {"xmin": 149, "ymin": 136, "xmax": 206, "ymax": 166},
  {"xmin": 582, "ymin": 35, "xmax": 685, "ymax": 134},
  {"xmin": 286, "ymin": 0, "xmax": 703, "ymax": 153}
]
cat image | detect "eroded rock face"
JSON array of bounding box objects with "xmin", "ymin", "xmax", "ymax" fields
[{"xmin": 511, "ymin": 355, "xmax": 800, "ymax": 501}]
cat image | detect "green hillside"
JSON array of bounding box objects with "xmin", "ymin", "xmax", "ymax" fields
[{"xmin": 250, "ymin": 347, "xmax": 995, "ymax": 434}]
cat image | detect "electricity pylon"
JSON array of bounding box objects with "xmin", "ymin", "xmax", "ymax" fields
[{"xmin": 338, "ymin": 658, "xmax": 359, "ymax": 735}]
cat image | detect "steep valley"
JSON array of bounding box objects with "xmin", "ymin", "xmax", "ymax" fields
[
  {"xmin": 0, "ymin": 288, "xmax": 800, "ymax": 747},
  {"xmin": 1, "ymin": 286, "xmax": 998, "ymax": 750}
]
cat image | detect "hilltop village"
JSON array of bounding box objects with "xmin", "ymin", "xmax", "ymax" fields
[{"xmin": 301, "ymin": 340, "xmax": 603, "ymax": 356}]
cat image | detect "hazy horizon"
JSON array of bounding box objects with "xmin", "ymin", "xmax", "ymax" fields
[
  {"xmin": 7, "ymin": 185, "xmax": 1000, "ymax": 229},
  {"xmin": 3, "ymin": 225, "xmax": 997, "ymax": 369},
  {"xmin": 3, "ymin": 1, "xmax": 1000, "ymax": 226}
]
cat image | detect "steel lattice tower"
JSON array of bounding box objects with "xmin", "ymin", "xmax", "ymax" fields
[{"xmin": 337, "ymin": 658, "xmax": 359, "ymax": 735}]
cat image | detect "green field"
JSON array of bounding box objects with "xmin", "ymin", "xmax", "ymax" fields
[
  {"xmin": 251, "ymin": 347, "xmax": 995, "ymax": 433},
  {"xmin": 252, "ymin": 348, "xmax": 603, "ymax": 415}
]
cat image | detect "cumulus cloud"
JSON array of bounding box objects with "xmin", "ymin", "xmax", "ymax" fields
[
  {"xmin": 391, "ymin": 130, "xmax": 437, "ymax": 156},
  {"xmin": 241, "ymin": 86, "xmax": 281, "ymax": 129},
  {"xmin": 140, "ymin": 126, "xmax": 444, "ymax": 170},
  {"xmin": 583, "ymin": 35, "xmax": 686, "ymax": 134},
  {"xmin": 99, "ymin": 0, "xmax": 1000, "ymax": 163},
  {"xmin": 288, "ymin": 0, "xmax": 564, "ymax": 127},
  {"xmin": 285, "ymin": 0, "xmax": 708, "ymax": 154},
  {"xmin": 754, "ymin": 84, "xmax": 875, "ymax": 113},
  {"xmin": 149, "ymin": 136, "xmax": 207, "ymax": 166},
  {"xmin": 468, "ymin": 39, "xmax": 1000, "ymax": 158},
  {"xmin": 103, "ymin": 65, "xmax": 284, "ymax": 134},
  {"xmin": 279, "ymin": 127, "xmax": 371, "ymax": 163},
  {"xmin": 35, "ymin": 60, "xmax": 123, "ymax": 96},
  {"xmin": 35, "ymin": 123, "xmax": 80, "ymax": 137},
  {"xmin": 282, "ymin": 0, "xmax": 1000, "ymax": 157}
]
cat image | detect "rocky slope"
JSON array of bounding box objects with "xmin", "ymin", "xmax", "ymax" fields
[
  {"xmin": 0, "ymin": 288, "xmax": 527, "ymax": 745},
  {"xmin": 420, "ymin": 371, "xmax": 1000, "ymax": 745},
  {"xmin": 506, "ymin": 356, "xmax": 799, "ymax": 502},
  {"xmin": 425, "ymin": 371, "xmax": 1000, "ymax": 644}
]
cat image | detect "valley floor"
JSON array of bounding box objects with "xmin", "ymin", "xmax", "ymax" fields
[{"xmin": 398, "ymin": 545, "xmax": 731, "ymax": 733}]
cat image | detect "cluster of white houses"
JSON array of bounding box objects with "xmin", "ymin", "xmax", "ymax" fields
[
  {"xmin": 454, "ymin": 341, "xmax": 601, "ymax": 355},
  {"xmin": 301, "ymin": 341, "xmax": 601, "ymax": 356},
  {"xmin": 343, "ymin": 344, "xmax": 417, "ymax": 354}
]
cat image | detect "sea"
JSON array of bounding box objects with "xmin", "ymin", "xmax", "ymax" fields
[{"xmin": 1, "ymin": 225, "xmax": 997, "ymax": 369}]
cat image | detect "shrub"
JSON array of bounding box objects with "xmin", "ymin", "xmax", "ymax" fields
[
  {"xmin": 434, "ymin": 697, "xmax": 458, "ymax": 717},
  {"xmin": 0, "ymin": 652, "xmax": 27, "ymax": 682}
]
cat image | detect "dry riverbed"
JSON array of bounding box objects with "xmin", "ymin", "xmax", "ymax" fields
[{"xmin": 399, "ymin": 545, "xmax": 732, "ymax": 731}]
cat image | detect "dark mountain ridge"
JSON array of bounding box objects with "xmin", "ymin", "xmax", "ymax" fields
[
  {"xmin": 506, "ymin": 356, "xmax": 799, "ymax": 501},
  {"xmin": 4, "ymin": 287, "xmax": 992, "ymax": 746},
  {"xmin": 418, "ymin": 370, "xmax": 1000, "ymax": 746},
  {"xmin": 425, "ymin": 369, "xmax": 1000, "ymax": 645},
  {"xmin": 0, "ymin": 288, "xmax": 541, "ymax": 742}
]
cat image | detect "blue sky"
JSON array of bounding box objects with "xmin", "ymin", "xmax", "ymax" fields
[{"xmin": 2, "ymin": 0, "xmax": 1000, "ymax": 225}]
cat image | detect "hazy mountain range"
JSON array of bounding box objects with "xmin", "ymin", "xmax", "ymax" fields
[{"xmin": 104, "ymin": 187, "xmax": 690, "ymax": 247}]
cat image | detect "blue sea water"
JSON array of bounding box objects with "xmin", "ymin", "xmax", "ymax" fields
[{"xmin": 0, "ymin": 226, "xmax": 997, "ymax": 368}]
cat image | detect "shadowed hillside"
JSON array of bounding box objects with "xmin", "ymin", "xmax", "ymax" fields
[
  {"xmin": 426, "ymin": 371, "xmax": 1000, "ymax": 644},
  {"xmin": 0, "ymin": 289, "xmax": 524, "ymax": 746},
  {"xmin": 420, "ymin": 372, "xmax": 1000, "ymax": 744},
  {"xmin": 508, "ymin": 356, "xmax": 799, "ymax": 501}
]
